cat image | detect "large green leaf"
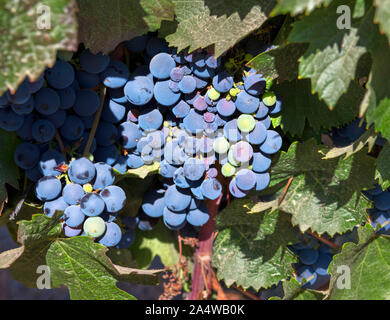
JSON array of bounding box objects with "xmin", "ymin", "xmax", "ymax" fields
[
  {"xmin": 276, "ymin": 79, "xmax": 362, "ymax": 137},
  {"xmin": 131, "ymin": 219, "xmax": 191, "ymax": 269},
  {"xmin": 376, "ymin": 142, "xmax": 390, "ymax": 189},
  {"xmin": 374, "ymin": 0, "xmax": 390, "ymax": 43},
  {"xmin": 0, "ymin": 0, "xmax": 78, "ymax": 95},
  {"xmin": 288, "ymin": 0, "xmax": 372, "ymax": 108},
  {"xmin": 0, "ymin": 131, "xmax": 20, "ymax": 205},
  {"xmin": 271, "ymin": 0, "xmax": 333, "ymax": 16},
  {"xmin": 163, "ymin": 0, "xmax": 275, "ymax": 57},
  {"xmin": 328, "ymin": 224, "xmax": 390, "ymax": 300},
  {"xmin": 268, "ymin": 140, "xmax": 375, "ymax": 236},
  {"xmin": 47, "ymin": 237, "xmax": 140, "ymax": 300},
  {"xmin": 77, "ymin": 0, "xmax": 175, "ymax": 54},
  {"xmin": 212, "ymin": 203, "xmax": 298, "ymax": 291},
  {"xmin": 8, "ymin": 213, "xmax": 63, "ymax": 287}
]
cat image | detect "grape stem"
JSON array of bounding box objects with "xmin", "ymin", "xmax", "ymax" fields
[
  {"xmin": 55, "ymin": 129, "xmax": 67, "ymax": 160},
  {"xmin": 188, "ymin": 194, "xmax": 222, "ymax": 300},
  {"xmin": 83, "ymin": 84, "xmax": 107, "ymax": 157}
]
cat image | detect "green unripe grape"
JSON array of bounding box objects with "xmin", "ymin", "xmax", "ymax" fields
[
  {"xmin": 237, "ymin": 114, "xmax": 256, "ymax": 133},
  {"xmin": 83, "ymin": 183, "xmax": 93, "ymax": 193},
  {"xmin": 222, "ymin": 163, "xmax": 236, "ymax": 177},
  {"xmin": 229, "ymin": 88, "xmax": 239, "ymax": 97},
  {"xmin": 163, "ymin": 121, "xmax": 170, "ymax": 128},
  {"xmin": 207, "ymin": 87, "xmax": 221, "ymax": 101},
  {"xmin": 262, "ymin": 92, "xmax": 277, "ymax": 106},
  {"xmin": 228, "ymin": 147, "xmax": 241, "ymax": 167},
  {"xmin": 87, "ymin": 153, "xmax": 94, "ymax": 162},
  {"xmin": 83, "ymin": 217, "xmax": 106, "ymax": 238},
  {"xmin": 213, "ymin": 136, "xmax": 230, "ymax": 154}
]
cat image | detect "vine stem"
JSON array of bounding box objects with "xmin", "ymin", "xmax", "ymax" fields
[
  {"xmin": 55, "ymin": 129, "xmax": 66, "ymax": 160},
  {"xmin": 188, "ymin": 194, "xmax": 222, "ymax": 300},
  {"xmin": 83, "ymin": 84, "xmax": 107, "ymax": 158}
]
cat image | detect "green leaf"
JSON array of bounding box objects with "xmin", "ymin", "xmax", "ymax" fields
[
  {"xmin": 116, "ymin": 174, "xmax": 157, "ymax": 217},
  {"xmin": 131, "ymin": 219, "xmax": 190, "ymax": 269},
  {"xmin": 119, "ymin": 162, "xmax": 160, "ymax": 180},
  {"xmin": 77, "ymin": 0, "xmax": 175, "ymax": 54},
  {"xmin": 248, "ymin": 43, "xmax": 308, "ymax": 82},
  {"xmin": 163, "ymin": 0, "xmax": 275, "ymax": 57},
  {"xmin": 8, "ymin": 213, "xmax": 63, "ymax": 287},
  {"xmin": 0, "ymin": 0, "xmax": 78, "ymax": 95},
  {"xmin": 288, "ymin": 0, "xmax": 370, "ymax": 108},
  {"xmin": 276, "ymin": 278, "xmax": 326, "ymax": 300},
  {"xmin": 0, "ymin": 246, "xmax": 24, "ymax": 269},
  {"xmin": 374, "ymin": 0, "xmax": 390, "ymax": 43},
  {"xmin": 46, "ymin": 236, "xmax": 136, "ymax": 300},
  {"xmin": 0, "ymin": 131, "xmax": 20, "ymax": 205},
  {"xmin": 276, "ymin": 79, "xmax": 362, "ymax": 137},
  {"xmin": 323, "ymin": 125, "xmax": 377, "ymax": 159},
  {"xmin": 375, "ymin": 142, "xmax": 390, "ymax": 189},
  {"xmin": 270, "ymin": 140, "xmax": 375, "ymax": 235},
  {"xmin": 328, "ymin": 224, "xmax": 390, "ymax": 300},
  {"xmin": 212, "ymin": 204, "xmax": 298, "ymax": 291},
  {"xmin": 271, "ymin": 0, "xmax": 333, "ymax": 16}
]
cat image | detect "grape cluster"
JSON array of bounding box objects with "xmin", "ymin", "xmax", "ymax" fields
[
  {"xmin": 4, "ymin": 33, "xmax": 283, "ymax": 238},
  {"xmin": 289, "ymin": 235, "xmax": 334, "ymax": 290}
]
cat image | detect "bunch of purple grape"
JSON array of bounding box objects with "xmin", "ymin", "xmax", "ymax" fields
[{"xmin": 4, "ymin": 33, "xmax": 283, "ymax": 237}]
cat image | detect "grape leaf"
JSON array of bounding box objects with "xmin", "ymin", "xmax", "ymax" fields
[
  {"xmin": 131, "ymin": 219, "xmax": 191, "ymax": 269},
  {"xmin": 0, "ymin": 246, "xmax": 24, "ymax": 268},
  {"xmin": 271, "ymin": 0, "xmax": 333, "ymax": 16},
  {"xmin": 47, "ymin": 237, "xmax": 136, "ymax": 300},
  {"xmin": 248, "ymin": 43, "xmax": 309, "ymax": 82},
  {"xmin": 276, "ymin": 79, "xmax": 362, "ymax": 137},
  {"xmin": 288, "ymin": 0, "xmax": 371, "ymax": 108},
  {"xmin": 323, "ymin": 126, "xmax": 377, "ymax": 159},
  {"xmin": 77, "ymin": 0, "xmax": 175, "ymax": 54},
  {"xmin": 375, "ymin": 142, "xmax": 390, "ymax": 190},
  {"xmin": 327, "ymin": 224, "xmax": 390, "ymax": 300},
  {"xmin": 0, "ymin": 0, "xmax": 78, "ymax": 95},
  {"xmin": 163, "ymin": 0, "xmax": 275, "ymax": 57},
  {"xmin": 121, "ymin": 162, "xmax": 160, "ymax": 180},
  {"xmin": 8, "ymin": 213, "xmax": 63, "ymax": 287},
  {"xmin": 374, "ymin": 0, "xmax": 390, "ymax": 43},
  {"xmin": 270, "ymin": 278, "xmax": 326, "ymax": 300},
  {"xmin": 0, "ymin": 131, "xmax": 20, "ymax": 205},
  {"xmin": 269, "ymin": 139, "xmax": 375, "ymax": 236},
  {"xmin": 212, "ymin": 204, "xmax": 298, "ymax": 291},
  {"xmin": 116, "ymin": 174, "xmax": 157, "ymax": 217}
]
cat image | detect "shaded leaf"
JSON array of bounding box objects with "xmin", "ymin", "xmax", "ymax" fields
[
  {"xmin": 0, "ymin": 131, "xmax": 21, "ymax": 205},
  {"xmin": 273, "ymin": 278, "xmax": 326, "ymax": 300},
  {"xmin": 78, "ymin": 0, "xmax": 175, "ymax": 54},
  {"xmin": 248, "ymin": 43, "xmax": 308, "ymax": 82},
  {"xmin": 269, "ymin": 140, "xmax": 375, "ymax": 235},
  {"xmin": 131, "ymin": 219, "xmax": 191, "ymax": 269},
  {"xmin": 163, "ymin": 0, "xmax": 275, "ymax": 57},
  {"xmin": 375, "ymin": 142, "xmax": 390, "ymax": 190},
  {"xmin": 212, "ymin": 205, "xmax": 298, "ymax": 291},
  {"xmin": 276, "ymin": 79, "xmax": 362, "ymax": 137}
]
